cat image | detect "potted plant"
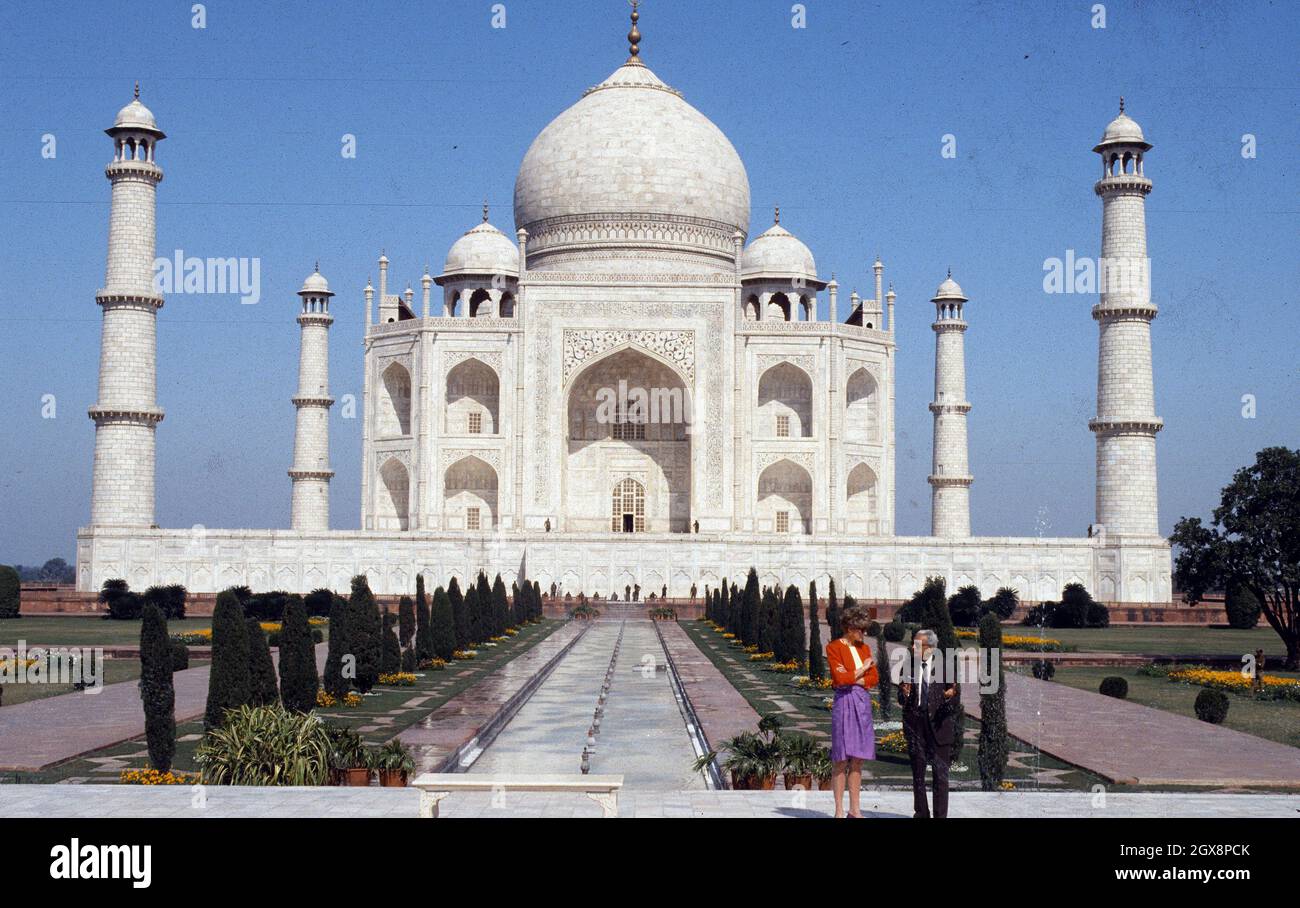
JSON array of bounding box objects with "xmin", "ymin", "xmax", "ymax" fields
[
  {"xmin": 780, "ymin": 733, "xmax": 820, "ymax": 791},
  {"xmin": 812, "ymin": 746, "xmax": 833, "ymax": 791},
  {"xmin": 717, "ymin": 715, "xmax": 786, "ymax": 790},
  {"xmin": 375, "ymin": 739, "xmax": 414, "ymax": 787},
  {"xmin": 325, "ymin": 725, "xmax": 370, "ymax": 786}
]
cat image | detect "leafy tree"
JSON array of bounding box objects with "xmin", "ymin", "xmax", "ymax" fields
[
  {"xmin": 448, "ymin": 576, "xmax": 467, "ymax": 648},
  {"xmin": 976, "ymin": 612, "xmax": 1007, "ymax": 790},
  {"xmin": 1223, "ymin": 581, "xmax": 1262, "ymax": 630},
  {"xmin": 142, "ymin": 584, "xmax": 187, "ymax": 620},
  {"xmin": 204, "ymin": 589, "xmax": 252, "ymax": 730},
  {"xmin": 304, "ymin": 587, "xmax": 334, "ymax": 618},
  {"xmin": 277, "ymin": 595, "xmax": 318, "ymax": 713},
  {"xmin": 807, "ymin": 580, "xmax": 825, "ymax": 681},
  {"xmin": 826, "ymin": 578, "xmax": 841, "ymax": 640},
  {"xmin": 493, "ymin": 574, "xmax": 510, "ymax": 635},
  {"xmin": 414, "ymin": 576, "xmax": 433, "ymax": 662},
  {"xmin": 348, "ymin": 576, "xmax": 382, "ymax": 694},
  {"xmin": 100, "ymin": 578, "xmax": 142, "ymax": 620},
  {"xmin": 0, "ymin": 565, "xmax": 20, "ymax": 619},
  {"xmin": 985, "ymin": 587, "xmax": 1019, "ymax": 621},
  {"xmin": 398, "ymin": 595, "xmax": 416, "ymax": 653},
  {"xmin": 245, "ymin": 617, "xmax": 280, "ymax": 706},
  {"xmin": 138, "ymin": 603, "xmax": 175, "ymax": 770},
  {"xmin": 323, "ymin": 593, "xmax": 351, "ymax": 698},
  {"xmin": 1172, "ymin": 447, "xmax": 1300, "ymax": 669},
  {"xmin": 381, "ymin": 609, "xmax": 401, "ymax": 674},
  {"xmin": 947, "ymin": 584, "xmax": 982, "ymax": 627},
  {"xmin": 776, "ymin": 585, "xmax": 806, "ymax": 664},
  {"xmin": 431, "ymin": 587, "xmax": 457, "ymax": 660}
]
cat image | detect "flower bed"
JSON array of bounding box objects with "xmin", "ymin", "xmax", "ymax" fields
[
  {"xmin": 956, "ymin": 629, "xmax": 1067, "ymax": 652},
  {"xmin": 1165, "ymin": 666, "xmax": 1300, "ymax": 702},
  {"xmin": 452, "ymin": 649, "xmax": 478, "ymax": 660},
  {"xmin": 378, "ymin": 672, "xmax": 417, "ymax": 686},
  {"xmin": 316, "ymin": 688, "xmax": 362, "ymax": 708},
  {"xmin": 120, "ymin": 768, "xmax": 200, "ymax": 785}
]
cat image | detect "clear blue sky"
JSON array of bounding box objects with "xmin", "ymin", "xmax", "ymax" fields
[{"xmin": 0, "ymin": 0, "xmax": 1296, "ymax": 565}]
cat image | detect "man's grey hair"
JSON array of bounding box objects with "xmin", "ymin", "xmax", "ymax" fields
[{"xmin": 915, "ymin": 629, "xmax": 939, "ymax": 646}]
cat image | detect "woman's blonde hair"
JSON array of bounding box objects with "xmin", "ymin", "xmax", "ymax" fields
[{"xmin": 841, "ymin": 605, "xmax": 872, "ymax": 631}]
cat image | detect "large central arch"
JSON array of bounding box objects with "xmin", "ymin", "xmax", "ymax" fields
[{"xmin": 564, "ymin": 346, "xmax": 692, "ymax": 533}]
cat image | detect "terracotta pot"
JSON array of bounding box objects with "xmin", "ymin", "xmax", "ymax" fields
[
  {"xmin": 783, "ymin": 773, "xmax": 813, "ymax": 791},
  {"xmin": 730, "ymin": 773, "xmax": 752, "ymax": 790},
  {"xmin": 756, "ymin": 775, "xmax": 777, "ymax": 791},
  {"xmin": 344, "ymin": 767, "xmax": 372, "ymax": 787},
  {"xmin": 815, "ymin": 777, "xmax": 832, "ymax": 791},
  {"xmin": 378, "ymin": 769, "xmax": 408, "ymax": 788}
]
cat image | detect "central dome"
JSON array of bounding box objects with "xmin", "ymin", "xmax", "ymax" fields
[{"xmin": 513, "ymin": 58, "xmax": 751, "ymax": 272}]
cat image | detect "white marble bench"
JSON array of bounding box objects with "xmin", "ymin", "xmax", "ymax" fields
[{"xmin": 410, "ymin": 773, "xmax": 624, "ymax": 817}]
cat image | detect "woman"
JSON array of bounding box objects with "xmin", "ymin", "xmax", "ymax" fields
[{"xmin": 825, "ymin": 605, "xmax": 879, "ymax": 818}]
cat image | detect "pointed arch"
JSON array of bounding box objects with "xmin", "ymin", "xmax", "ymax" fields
[
  {"xmin": 444, "ymin": 454, "xmax": 498, "ymax": 530},
  {"xmin": 757, "ymin": 457, "xmax": 812, "ymax": 534},
  {"xmin": 379, "ymin": 362, "xmax": 412, "ymax": 437},
  {"xmin": 758, "ymin": 361, "xmax": 812, "ymax": 438},
  {"xmin": 377, "ymin": 457, "xmax": 410, "ymax": 530},
  {"xmin": 845, "ymin": 366, "xmax": 880, "ymax": 443},
  {"xmin": 445, "ymin": 357, "xmax": 500, "ymax": 435},
  {"xmin": 845, "ymin": 461, "xmax": 879, "ymax": 531}
]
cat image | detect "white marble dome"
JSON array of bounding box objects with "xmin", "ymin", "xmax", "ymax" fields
[
  {"xmin": 299, "ymin": 268, "xmax": 331, "ymax": 295},
  {"xmin": 741, "ymin": 222, "xmax": 817, "ymax": 282},
  {"xmin": 1095, "ymin": 109, "xmax": 1150, "ymax": 150},
  {"xmin": 932, "ymin": 273, "xmax": 967, "ymax": 301},
  {"xmin": 111, "ymin": 97, "xmax": 163, "ymax": 135},
  {"xmin": 513, "ymin": 59, "xmax": 750, "ymax": 270},
  {"xmin": 442, "ymin": 221, "xmax": 520, "ymax": 278}
]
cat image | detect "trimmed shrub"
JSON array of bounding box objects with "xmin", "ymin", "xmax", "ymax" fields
[
  {"xmin": 532, "ymin": 581, "xmax": 543, "ymax": 621},
  {"xmin": 1099, "ymin": 676, "xmax": 1128, "ymax": 699},
  {"xmin": 304, "ymin": 587, "xmax": 333, "ymax": 618},
  {"xmin": 873, "ymin": 621, "xmax": 892, "ymax": 720},
  {"xmin": 139, "ymin": 603, "xmax": 176, "ymax": 771},
  {"xmin": 758, "ymin": 587, "xmax": 780, "ymax": 655},
  {"xmin": 100, "ymin": 578, "xmax": 142, "ymax": 620},
  {"xmin": 947, "ymin": 584, "xmax": 982, "ymax": 627},
  {"xmin": 322, "ymin": 593, "xmax": 351, "ymax": 699},
  {"xmin": 493, "ymin": 574, "xmax": 510, "ymax": 636},
  {"xmin": 1031, "ymin": 659, "xmax": 1056, "ymax": 681},
  {"xmin": 243, "ymin": 590, "xmax": 301, "ymax": 622},
  {"xmin": 431, "ymin": 587, "xmax": 456, "ymax": 660},
  {"xmin": 0, "ymin": 565, "xmax": 20, "ymax": 619},
  {"xmin": 195, "ymin": 704, "xmax": 331, "ymax": 786},
  {"xmin": 883, "ymin": 620, "xmax": 906, "ymax": 643},
  {"xmin": 1224, "ymin": 582, "xmax": 1262, "ymax": 630},
  {"xmin": 143, "ymin": 584, "xmax": 187, "ymax": 620},
  {"xmin": 169, "ymin": 639, "xmax": 190, "ymax": 671},
  {"xmin": 245, "ymin": 618, "xmax": 280, "ymax": 707},
  {"xmin": 464, "ymin": 586, "xmax": 480, "ymax": 646},
  {"xmin": 398, "ymin": 595, "xmax": 415, "ymax": 653},
  {"xmin": 825, "ymin": 578, "xmax": 841, "ymax": 641},
  {"xmin": 204, "ymin": 590, "xmax": 252, "ymax": 731},
  {"xmin": 278, "ymin": 595, "xmax": 318, "ymax": 713},
  {"xmin": 449, "ymin": 577, "xmax": 467, "ymax": 648},
  {"xmin": 381, "ymin": 609, "xmax": 401, "ymax": 675},
  {"xmin": 976, "ymin": 612, "xmax": 1007, "ymax": 790},
  {"xmin": 1194, "ymin": 688, "xmax": 1230, "ymax": 724},
  {"xmin": 776, "ymin": 585, "xmax": 805, "ymax": 664},
  {"xmin": 475, "ymin": 573, "xmax": 492, "ymax": 642},
  {"xmin": 807, "ymin": 580, "xmax": 825, "ymax": 681},
  {"xmin": 348, "ymin": 576, "xmax": 382, "ymax": 693},
  {"xmin": 414, "ymin": 576, "xmax": 433, "ymax": 662}
]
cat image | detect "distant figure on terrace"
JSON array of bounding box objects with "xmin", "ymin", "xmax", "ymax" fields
[{"xmin": 825, "ymin": 605, "xmax": 879, "ymax": 818}]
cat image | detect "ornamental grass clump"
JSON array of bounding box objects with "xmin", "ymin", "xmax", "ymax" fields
[{"xmin": 195, "ymin": 704, "xmax": 332, "ymax": 786}]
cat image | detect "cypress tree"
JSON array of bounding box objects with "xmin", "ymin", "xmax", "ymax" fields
[
  {"xmin": 532, "ymin": 581, "xmax": 542, "ymax": 621},
  {"xmin": 807, "ymin": 579, "xmax": 825, "ymax": 681},
  {"xmin": 415, "ymin": 577, "xmax": 433, "ymax": 662},
  {"xmin": 349, "ymin": 575, "xmax": 382, "ymax": 694},
  {"xmin": 718, "ymin": 578, "xmax": 729, "ymax": 628},
  {"xmin": 278, "ymin": 595, "xmax": 318, "ymax": 713},
  {"xmin": 204, "ymin": 589, "xmax": 252, "ymax": 731},
  {"xmin": 245, "ymin": 617, "xmax": 280, "ymax": 706},
  {"xmin": 826, "ymin": 578, "xmax": 842, "ymax": 640},
  {"xmin": 742, "ymin": 568, "xmax": 760, "ymax": 645},
  {"xmin": 492, "ymin": 574, "xmax": 509, "ymax": 635},
  {"xmin": 475, "ymin": 573, "xmax": 492, "ymax": 640},
  {"xmin": 777, "ymin": 585, "xmax": 806, "ymax": 664},
  {"xmin": 398, "ymin": 594, "xmax": 416, "ymax": 653},
  {"xmin": 323, "ymin": 593, "xmax": 351, "ymax": 698},
  {"xmin": 873, "ymin": 620, "xmax": 891, "ymax": 719},
  {"xmin": 512, "ymin": 581, "xmax": 522, "ymax": 626},
  {"xmin": 138, "ymin": 602, "xmax": 175, "ymax": 770},
  {"xmin": 758, "ymin": 587, "xmax": 779, "ymax": 655},
  {"xmin": 431, "ymin": 586, "xmax": 457, "ymax": 660},
  {"xmin": 381, "ymin": 609, "xmax": 401, "ymax": 674},
  {"xmin": 464, "ymin": 586, "xmax": 480, "ymax": 646},
  {"xmin": 448, "ymin": 576, "xmax": 467, "ymax": 649},
  {"xmin": 977, "ymin": 612, "xmax": 1008, "ymax": 790}
]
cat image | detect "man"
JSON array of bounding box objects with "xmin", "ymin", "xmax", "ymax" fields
[{"xmin": 898, "ymin": 629, "xmax": 960, "ymax": 818}]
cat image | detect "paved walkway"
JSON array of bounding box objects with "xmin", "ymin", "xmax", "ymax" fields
[
  {"xmin": 0, "ymin": 784, "xmax": 1294, "ymax": 818},
  {"xmin": 965, "ymin": 668, "xmax": 1300, "ymax": 787},
  {"xmin": 657, "ymin": 619, "xmax": 760, "ymax": 751},
  {"xmin": 0, "ymin": 645, "xmax": 327, "ymax": 772},
  {"xmin": 468, "ymin": 618, "xmax": 705, "ymax": 790}
]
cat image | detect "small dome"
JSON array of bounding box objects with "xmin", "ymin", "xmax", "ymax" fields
[
  {"xmin": 111, "ymin": 97, "xmax": 163, "ymax": 135},
  {"xmin": 932, "ymin": 273, "xmax": 967, "ymax": 301},
  {"xmin": 741, "ymin": 223, "xmax": 817, "ymax": 282},
  {"xmin": 299, "ymin": 268, "xmax": 332, "ymax": 295},
  {"xmin": 1094, "ymin": 103, "xmax": 1150, "ymax": 151},
  {"xmin": 442, "ymin": 221, "xmax": 519, "ymax": 278}
]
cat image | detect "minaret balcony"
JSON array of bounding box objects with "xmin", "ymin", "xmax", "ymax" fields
[
  {"xmin": 1088, "ymin": 417, "xmax": 1163, "ymax": 435},
  {"xmin": 1093, "ymin": 174, "xmax": 1152, "ymax": 196}
]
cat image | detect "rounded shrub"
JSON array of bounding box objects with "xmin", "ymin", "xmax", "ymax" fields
[
  {"xmin": 1099, "ymin": 676, "xmax": 1128, "ymax": 699},
  {"xmin": 1031, "ymin": 659, "xmax": 1056, "ymax": 681},
  {"xmin": 883, "ymin": 621, "xmax": 906, "ymax": 643},
  {"xmin": 169, "ymin": 639, "xmax": 190, "ymax": 672},
  {"xmin": 1223, "ymin": 582, "xmax": 1262, "ymax": 630},
  {"xmin": 0, "ymin": 565, "xmax": 20, "ymax": 619},
  {"xmin": 1194, "ymin": 688, "xmax": 1230, "ymax": 724}
]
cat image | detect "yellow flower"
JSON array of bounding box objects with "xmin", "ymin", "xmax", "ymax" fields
[
  {"xmin": 120, "ymin": 768, "xmax": 199, "ymax": 785},
  {"xmin": 378, "ymin": 672, "xmax": 417, "ymax": 686}
]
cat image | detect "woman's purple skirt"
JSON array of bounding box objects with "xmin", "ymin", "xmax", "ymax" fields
[{"xmin": 830, "ymin": 684, "xmax": 876, "ymax": 762}]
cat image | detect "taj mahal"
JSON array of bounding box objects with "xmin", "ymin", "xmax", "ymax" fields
[{"xmin": 76, "ymin": 15, "xmax": 1172, "ymax": 605}]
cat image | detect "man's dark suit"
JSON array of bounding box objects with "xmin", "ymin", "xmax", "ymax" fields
[{"xmin": 898, "ymin": 663, "xmax": 961, "ymax": 818}]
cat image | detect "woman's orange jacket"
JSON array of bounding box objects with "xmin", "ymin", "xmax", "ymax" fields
[{"xmin": 826, "ymin": 638, "xmax": 879, "ymax": 689}]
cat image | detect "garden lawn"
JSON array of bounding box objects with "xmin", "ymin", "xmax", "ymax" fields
[
  {"xmin": 0, "ymin": 616, "xmax": 213, "ymax": 648},
  {"xmin": 1051, "ymin": 665, "xmax": 1300, "ymax": 750},
  {"xmin": 679, "ymin": 619, "xmax": 1101, "ymax": 792},
  {"xmin": 3, "ymin": 619, "xmax": 561, "ymax": 784},
  {"xmin": 1006, "ymin": 625, "xmax": 1280, "ymax": 657}
]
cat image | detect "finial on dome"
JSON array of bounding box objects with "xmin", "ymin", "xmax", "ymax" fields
[
  {"xmin": 134, "ymin": 81, "xmax": 140, "ymax": 100},
  {"xmin": 947, "ymin": 267, "xmax": 952, "ymax": 278},
  {"xmin": 627, "ymin": 0, "xmax": 642, "ymax": 62},
  {"xmin": 483, "ymin": 199, "xmax": 490, "ymax": 222},
  {"xmin": 774, "ymin": 205, "xmax": 780, "ymax": 225},
  {"xmin": 1119, "ymin": 96, "xmax": 1125, "ymax": 114},
  {"xmin": 314, "ymin": 260, "xmax": 319, "ymax": 273}
]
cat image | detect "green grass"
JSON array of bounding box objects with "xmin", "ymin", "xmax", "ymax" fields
[
  {"xmin": 5, "ymin": 619, "xmax": 561, "ymax": 783},
  {"xmin": 1052, "ymin": 665, "xmax": 1300, "ymax": 750},
  {"xmin": 0, "ymin": 616, "xmax": 213, "ymax": 648},
  {"xmin": 679, "ymin": 619, "xmax": 1102, "ymax": 792},
  {"xmin": 1006, "ymin": 624, "xmax": 1282, "ymax": 657}
]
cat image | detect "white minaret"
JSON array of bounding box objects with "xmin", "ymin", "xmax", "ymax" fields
[
  {"xmin": 1090, "ymin": 100, "xmax": 1161, "ymax": 539},
  {"xmin": 928, "ymin": 271, "xmax": 972, "ymax": 537},
  {"xmin": 289, "ymin": 265, "xmax": 335, "ymax": 531},
  {"xmin": 89, "ymin": 85, "xmax": 165, "ymax": 528}
]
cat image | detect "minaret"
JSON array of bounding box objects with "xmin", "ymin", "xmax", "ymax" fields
[
  {"xmin": 1090, "ymin": 100, "xmax": 1161, "ymax": 538},
  {"xmin": 89, "ymin": 85, "xmax": 166, "ymax": 528},
  {"xmin": 928, "ymin": 272, "xmax": 973, "ymax": 537},
  {"xmin": 289, "ymin": 266, "xmax": 335, "ymax": 531}
]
